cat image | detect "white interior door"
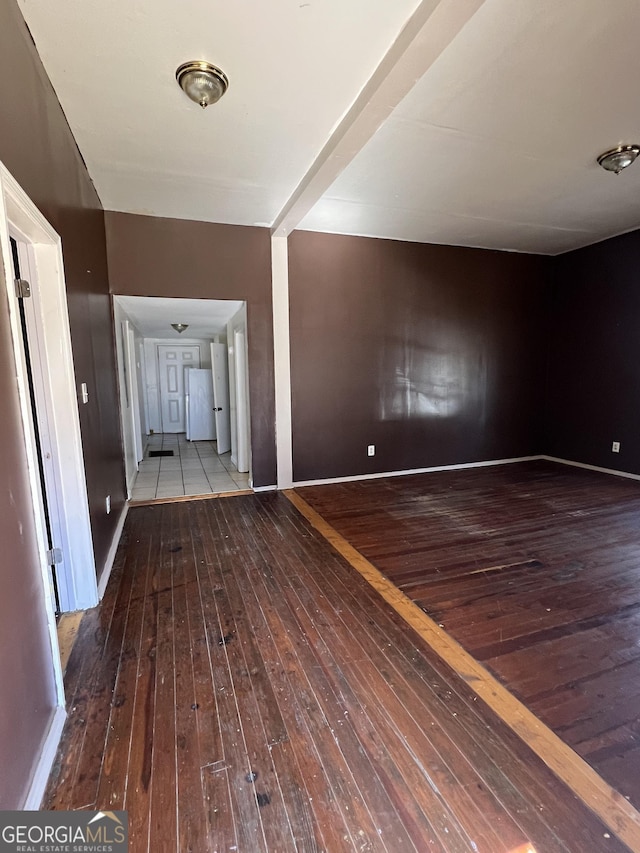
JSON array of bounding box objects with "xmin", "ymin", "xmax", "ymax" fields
[
  {"xmin": 228, "ymin": 338, "xmax": 238, "ymax": 466},
  {"xmin": 158, "ymin": 345, "xmax": 200, "ymax": 432},
  {"xmin": 186, "ymin": 369, "xmax": 216, "ymax": 441},
  {"xmin": 125, "ymin": 323, "xmax": 143, "ymax": 463},
  {"xmin": 116, "ymin": 318, "xmax": 137, "ymax": 496},
  {"xmin": 138, "ymin": 340, "xmax": 149, "ymax": 436},
  {"xmin": 234, "ymin": 329, "xmax": 250, "ymax": 473},
  {"xmin": 211, "ymin": 342, "xmax": 231, "ymax": 454}
]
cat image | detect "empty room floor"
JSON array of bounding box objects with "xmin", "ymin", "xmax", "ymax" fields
[
  {"xmin": 44, "ymin": 493, "xmax": 631, "ymax": 852},
  {"xmin": 130, "ymin": 432, "xmax": 250, "ymax": 501},
  {"xmin": 296, "ymin": 459, "xmax": 640, "ymax": 816}
]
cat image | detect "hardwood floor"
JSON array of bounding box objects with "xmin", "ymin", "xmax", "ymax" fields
[
  {"xmin": 297, "ymin": 459, "xmax": 640, "ymax": 818},
  {"xmin": 45, "ymin": 491, "xmax": 631, "ymax": 851}
]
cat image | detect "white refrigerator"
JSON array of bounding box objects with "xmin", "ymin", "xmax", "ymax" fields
[{"xmin": 185, "ymin": 368, "xmax": 217, "ymax": 441}]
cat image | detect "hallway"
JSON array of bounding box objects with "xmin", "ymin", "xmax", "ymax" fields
[{"xmin": 130, "ymin": 433, "xmax": 250, "ymax": 501}]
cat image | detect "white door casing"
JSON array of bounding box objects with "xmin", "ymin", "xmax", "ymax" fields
[
  {"xmin": 234, "ymin": 328, "xmax": 250, "ymax": 473},
  {"xmin": 226, "ymin": 304, "xmax": 251, "ymax": 476},
  {"xmin": 114, "ymin": 312, "xmax": 137, "ymax": 497},
  {"xmin": 13, "ymin": 238, "xmax": 66, "ymax": 610},
  {"xmin": 126, "ymin": 324, "xmax": 143, "ymax": 463},
  {"xmin": 136, "ymin": 340, "xmax": 148, "ymax": 437},
  {"xmin": 228, "ymin": 337, "xmax": 238, "ymax": 466},
  {"xmin": 0, "ymin": 164, "xmax": 97, "ymax": 618},
  {"xmin": 158, "ymin": 344, "xmax": 200, "ymax": 432},
  {"xmin": 211, "ymin": 342, "xmax": 231, "ymax": 454}
]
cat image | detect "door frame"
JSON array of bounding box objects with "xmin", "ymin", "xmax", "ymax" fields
[
  {"xmin": 114, "ymin": 314, "xmax": 139, "ymax": 497},
  {"xmin": 227, "ymin": 303, "xmax": 252, "ymax": 476},
  {"xmin": 126, "ymin": 323, "xmax": 143, "ymax": 464},
  {"xmin": 210, "ymin": 342, "xmax": 231, "ymax": 454},
  {"xmin": 234, "ymin": 326, "xmax": 251, "ymax": 473},
  {"xmin": 12, "ymin": 236, "xmax": 67, "ymax": 612},
  {"xmin": 0, "ymin": 163, "xmax": 97, "ymax": 617}
]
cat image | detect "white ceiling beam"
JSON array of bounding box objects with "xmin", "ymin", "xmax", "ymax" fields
[{"xmin": 271, "ymin": 0, "xmax": 487, "ymax": 237}]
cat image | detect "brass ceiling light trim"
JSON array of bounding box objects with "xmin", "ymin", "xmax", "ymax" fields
[
  {"xmin": 171, "ymin": 323, "xmax": 189, "ymax": 333},
  {"xmin": 597, "ymin": 144, "xmax": 640, "ymax": 174},
  {"xmin": 176, "ymin": 60, "xmax": 229, "ymax": 109}
]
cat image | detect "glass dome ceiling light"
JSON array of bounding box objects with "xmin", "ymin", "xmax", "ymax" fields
[
  {"xmin": 597, "ymin": 145, "xmax": 640, "ymax": 174},
  {"xmin": 176, "ymin": 61, "xmax": 229, "ymax": 109}
]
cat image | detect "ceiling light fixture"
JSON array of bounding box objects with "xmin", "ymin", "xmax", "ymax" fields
[
  {"xmin": 171, "ymin": 323, "xmax": 189, "ymax": 334},
  {"xmin": 597, "ymin": 144, "xmax": 640, "ymax": 174},
  {"xmin": 176, "ymin": 61, "xmax": 229, "ymax": 109}
]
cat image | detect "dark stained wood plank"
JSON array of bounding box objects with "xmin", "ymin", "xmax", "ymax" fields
[
  {"xmin": 188, "ymin": 501, "xmax": 270, "ymax": 853},
  {"xmin": 223, "ymin": 506, "xmax": 353, "ymax": 852},
  {"xmin": 296, "ymin": 459, "xmax": 640, "ymax": 817},
  {"xmin": 280, "ymin": 495, "xmax": 624, "ymax": 852},
  {"xmin": 276, "ymin": 494, "xmax": 618, "ymax": 853},
  {"xmin": 45, "ymin": 509, "xmax": 144, "ymax": 810},
  {"xmin": 205, "ymin": 505, "xmax": 317, "ymax": 850},
  {"xmin": 45, "ymin": 489, "xmax": 634, "ymax": 852},
  {"xmin": 241, "ymin": 499, "xmax": 490, "ymax": 851},
  {"xmin": 227, "ymin": 498, "xmax": 428, "ymax": 852},
  {"xmin": 197, "ymin": 499, "xmax": 298, "ymax": 852},
  {"xmin": 172, "ymin": 503, "xmax": 214, "ymax": 853},
  {"xmin": 147, "ymin": 583, "xmax": 178, "ymax": 849},
  {"xmin": 94, "ymin": 559, "xmax": 147, "ymax": 810},
  {"xmin": 250, "ymin": 494, "xmax": 632, "ymax": 852},
  {"xmin": 201, "ymin": 761, "xmax": 235, "ymax": 852},
  {"xmin": 124, "ymin": 507, "xmax": 164, "ymax": 851}
]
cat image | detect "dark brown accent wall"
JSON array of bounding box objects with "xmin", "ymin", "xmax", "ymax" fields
[
  {"xmin": 289, "ymin": 231, "xmax": 550, "ymax": 481},
  {"xmin": 104, "ymin": 211, "xmax": 276, "ymax": 487},
  {"xmin": 0, "ymin": 0, "xmax": 124, "ymax": 806},
  {"xmin": 546, "ymin": 229, "xmax": 640, "ymax": 475}
]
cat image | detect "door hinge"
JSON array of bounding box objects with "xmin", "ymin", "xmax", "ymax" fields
[
  {"xmin": 14, "ymin": 278, "xmax": 31, "ymax": 298},
  {"xmin": 46, "ymin": 547, "xmax": 63, "ymax": 565}
]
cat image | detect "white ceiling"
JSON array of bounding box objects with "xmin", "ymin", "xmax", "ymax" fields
[
  {"xmin": 16, "ymin": 0, "xmax": 640, "ymax": 254},
  {"xmin": 115, "ymin": 296, "xmax": 243, "ymax": 340}
]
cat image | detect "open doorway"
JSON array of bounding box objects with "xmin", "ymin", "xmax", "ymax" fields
[{"xmin": 113, "ymin": 295, "xmax": 252, "ymax": 501}]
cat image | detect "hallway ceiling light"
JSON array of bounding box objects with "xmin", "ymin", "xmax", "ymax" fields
[
  {"xmin": 597, "ymin": 144, "xmax": 640, "ymax": 174},
  {"xmin": 176, "ymin": 61, "xmax": 229, "ymax": 109},
  {"xmin": 171, "ymin": 323, "xmax": 189, "ymax": 333}
]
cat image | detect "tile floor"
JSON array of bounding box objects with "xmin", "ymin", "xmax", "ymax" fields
[{"xmin": 130, "ymin": 433, "xmax": 250, "ymax": 502}]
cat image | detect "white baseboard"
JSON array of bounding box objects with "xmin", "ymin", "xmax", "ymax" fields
[
  {"xmin": 98, "ymin": 501, "xmax": 129, "ymax": 600},
  {"xmin": 292, "ymin": 455, "xmax": 544, "ymax": 489},
  {"xmin": 195, "ymin": 455, "xmax": 640, "ymax": 496},
  {"xmin": 23, "ymin": 705, "xmax": 66, "ymax": 809},
  {"xmin": 542, "ymin": 455, "xmax": 640, "ymax": 482}
]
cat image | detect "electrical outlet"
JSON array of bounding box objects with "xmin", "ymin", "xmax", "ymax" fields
[
  {"xmin": 367, "ymin": 445, "xmax": 375, "ymax": 456},
  {"xmin": 105, "ymin": 495, "xmax": 111, "ymax": 514},
  {"xmin": 612, "ymin": 441, "xmax": 620, "ymax": 453}
]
